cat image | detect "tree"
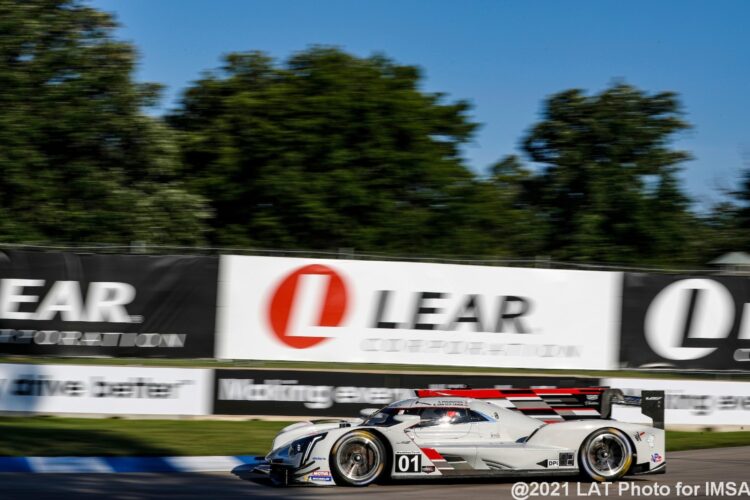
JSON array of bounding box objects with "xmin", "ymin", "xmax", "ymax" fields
[
  {"xmin": 732, "ymin": 162, "xmax": 750, "ymax": 233},
  {"xmin": 0, "ymin": 0, "xmax": 209, "ymax": 245},
  {"xmin": 465, "ymin": 155, "xmax": 549, "ymax": 259},
  {"xmin": 520, "ymin": 84, "xmax": 696, "ymax": 265},
  {"xmin": 700, "ymin": 159, "xmax": 750, "ymax": 260},
  {"xmin": 169, "ymin": 47, "xmax": 501, "ymax": 255}
]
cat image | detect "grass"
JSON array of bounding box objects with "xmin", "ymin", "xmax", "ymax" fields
[
  {"xmin": 0, "ymin": 417, "xmax": 290, "ymax": 457},
  {"xmin": 0, "ymin": 417, "xmax": 749, "ymax": 457},
  {"xmin": 665, "ymin": 431, "xmax": 750, "ymax": 452},
  {"xmin": 1, "ymin": 356, "xmax": 748, "ymax": 382}
]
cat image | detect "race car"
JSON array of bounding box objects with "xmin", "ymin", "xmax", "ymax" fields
[{"xmin": 257, "ymin": 387, "xmax": 665, "ymax": 487}]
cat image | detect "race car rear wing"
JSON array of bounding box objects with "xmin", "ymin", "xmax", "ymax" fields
[
  {"xmin": 413, "ymin": 387, "xmax": 664, "ymax": 429},
  {"xmin": 602, "ymin": 389, "xmax": 665, "ymax": 430}
]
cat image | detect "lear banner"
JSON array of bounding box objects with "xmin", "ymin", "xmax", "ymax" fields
[
  {"xmin": 0, "ymin": 250, "xmax": 218, "ymax": 358},
  {"xmin": 604, "ymin": 377, "xmax": 750, "ymax": 426},
  {"xmin": 619, "ymin": 273, "xmax": 750, "ymax": 370},
  {"xmin": 0, "ymin": 363, "xmax": 212, "ymax": 415},
  {"xmin": 216, "ymin": 256, "xmax": 620, "ymax": 369},
  {"xmin": 213, "ymin": 368, "xmax": 598, "ymax": 417}
]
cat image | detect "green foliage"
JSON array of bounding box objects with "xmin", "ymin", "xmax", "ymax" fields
[
  {"xmin": 473, "ymin": 155, "xmax": 549, "ymax": 258},
  {"xmin": 170, "ymin": 47, "xmax": 509, "ymax": 255},
  {"xmin": 0, "ymin": 416, "xmax": 289, "ymax": 456},
  {"xmin": 694, "ymin": 165, "xmax": 750, "ymax": 262},
  {"xmin": 520, "ymin": 84, "xmax": 698, "ymax": 265},
  {"xmin": 0, "ymin": 0, "xmax": 209, "ymax": 245},
  {"xmin": 730, "ymin": 167, "xmax": 750, "ymax": 244},
  {"xmin": 1, "ymin": 0, "xmax": 745, "ymax": 266},
  {"xmin": 666, "ymin": 431, "xmax": 750, "ymax": 452}
]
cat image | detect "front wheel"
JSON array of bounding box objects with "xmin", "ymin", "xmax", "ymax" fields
[
  {"xmin": 329, "ymin": 430, "xmax": 386, "ymax": 486},
  {"xmin": 579, "ymin": 428, "xmax": 633, "ymax": 482}
]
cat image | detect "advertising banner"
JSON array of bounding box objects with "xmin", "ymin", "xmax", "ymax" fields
[
  {"xmin": 216, "ymin": 256, "xmax": 621, "ymax": 369},
  {"xmin": 213, "ymin": 368, "xmax": 598, "ymax": 417},
  {"xmin": 0, "ymin": 250, "xmax": 219, "ymax": 358},
  {"xmin": 0, "ymin": 363, "xmax": 211, "ymax": 415},
  {"xmin": 619, "ymin": 273, "xmax": 750, "ymax": 370},
  {"xmin": 603, "ymin": 377, "xmax": 750, "ymax": 426}
]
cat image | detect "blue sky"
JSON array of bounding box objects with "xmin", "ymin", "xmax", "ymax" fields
[{"xmin": 92, "ymin": 0, "xmax": 749, "ymax": 210}]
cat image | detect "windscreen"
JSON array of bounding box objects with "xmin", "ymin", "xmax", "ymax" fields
[{"xmin": 363, "ymin": 407, "xmax": 486, "ymax": 427}]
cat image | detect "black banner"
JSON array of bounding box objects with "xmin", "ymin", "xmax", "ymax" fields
[
  {"xmin": 0, "ymin": 250, "xmax": 218, "ymax": 358},
  {"xmin": 212, "ymin": 369, "xmax": 598, "ymax": 416},
  {"xmin": 620, "ymin": 273, "xmax": 750, "ymax": 370}
]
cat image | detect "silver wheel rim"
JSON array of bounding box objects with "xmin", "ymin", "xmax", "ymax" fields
[
  {"xmin": 335, "ymin": 435, "xmax": 382, "ymax": 484},
  {"xmin": 585, "ymin": 433, "xmax": 628, "ymax": 476}
]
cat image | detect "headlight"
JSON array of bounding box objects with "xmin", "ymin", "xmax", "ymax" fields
[{"xmin": 288, "ymin": 433, "xmax": 327, "ymax": 460}]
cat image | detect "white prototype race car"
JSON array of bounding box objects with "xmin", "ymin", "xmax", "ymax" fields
[{"xmin": 257, "ymin": 387, "xmax": 666, "ymax": 487}]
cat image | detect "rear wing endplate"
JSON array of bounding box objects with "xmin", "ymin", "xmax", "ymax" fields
[{"xmin": 601, "ymin": 389, "xmax": 665, "ymax": 430}]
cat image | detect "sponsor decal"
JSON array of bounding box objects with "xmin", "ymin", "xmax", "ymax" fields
[
  {"xmin": 536, "ymin": 459, "xmax": 559, "ymax": 468},
  {"xmin": 359, "ymin": 339, "xmax": 582, "ymax": 358},
  {"xmin": 212, "ymin": 369, "xmax": 596, "ymax": 417},
  {"xmin": 415, "ymin": 399, "xmax": 469, "ymax": 407},
  {"xmin": 268, "ymin": 265, "xmax": 348, "ymax": 349},
  {"xmin": 217, "ymin": 377, "xmax": 413, "ymax": 410},
  {"xmin": 0, "ymin": 251, "xmax": 218, "ymax": 358},
  {"xmin": 371, "ymin": 290, "xmax": 532, "ymax": 334},
  {"xmin": 0, "ymin": 364, "xmax": 211, "ymax": 415},
  {"xmin": 0, "ymin": 280, "xmax": 137, "ymax": 323},
  {"xmin": 644, "ymin": 279, "xmax": 734, "ymax": 361},
  {"xmin": 0, "ymin": 279, "xmax": 186, "ymax": 349},
  {"xmin": 651, "ymin": 452, "xmax": 663, "ymax": 464},
  {"xmin": 219, "ymin": 256, "xmax": 619, "ymax": 370},
  {"xmin": 307, "ymin": 470, "xmax": 333, "ymax": 482},
  {"xmin": 0, "ymin": 330, "xmax": 185, "ymax": 348},
  {"xmin": 620, "ymin": 274, "xmax": 750, "ymax": 370},
  {"xmin": 9, "ymin": 375, "xmax": 191, "ymax": 399},
  {"xmin": 267, "ymin": 265, "xmax": 535, "ymax": 347},
  {"xmin": 558, "ymin": 452, "xmax": 574, "ymax": 467}
]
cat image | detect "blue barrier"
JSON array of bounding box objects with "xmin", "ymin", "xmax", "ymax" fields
[{"xmin": 0, "ymin": 455, "xmax": 264, "ymax": 473}]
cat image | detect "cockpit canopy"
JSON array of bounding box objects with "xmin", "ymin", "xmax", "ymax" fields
[
  {"xmin": 362, "ymin": 397, "xmax": 544, "ymax": 442},
  {"xmin": 363, "ymin": 405, "xmax": 491, "ymax": 427}
]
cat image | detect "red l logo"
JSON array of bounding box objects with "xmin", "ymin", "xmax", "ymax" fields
[{"xmin": 268, "ymin": 264, "xmax": 348, "ymax": 349}]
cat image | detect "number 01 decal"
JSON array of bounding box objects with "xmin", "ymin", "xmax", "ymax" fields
[{"xmin": 395, "ymin": 452, "xmax": 421, "ymax": 473}]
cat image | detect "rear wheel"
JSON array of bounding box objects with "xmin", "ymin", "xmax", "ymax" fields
[
  {"xmin": 329, "ymin": 430, "xmax": 386, "ymax": 486},
  {"xmin": 579, "ymin": 428, "xmax": 633, "ymax": 482}
]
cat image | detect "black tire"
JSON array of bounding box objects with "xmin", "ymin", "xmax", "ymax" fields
[
  {"xmin": 329, "ymin": 430, "xmax": 386, "ymax": 487},
  {"xmin": 579, "ymin": 427, "xmax": 633, "ymax": 482}
]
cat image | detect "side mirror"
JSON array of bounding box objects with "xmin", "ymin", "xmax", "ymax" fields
[{"xmin": 359, "ymin": 408, "xmax": 380, "ymax": 418}]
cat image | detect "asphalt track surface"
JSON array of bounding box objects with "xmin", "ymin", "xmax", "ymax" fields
[{"xmin": 0, "ymin": 446, "xmax": 747, "ymax": 500}]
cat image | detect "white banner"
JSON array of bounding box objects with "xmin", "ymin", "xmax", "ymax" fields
[
  {"xmin": 0, "ymin": 364, "xmax": 211, "ymax": 415},
  {"xmin": 605, "ymin": 377, "xmax": 750, "ymax": 426},
  {"xmin": 216, "ymin": 256, "xmax": 620, "ymax": 369}
]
